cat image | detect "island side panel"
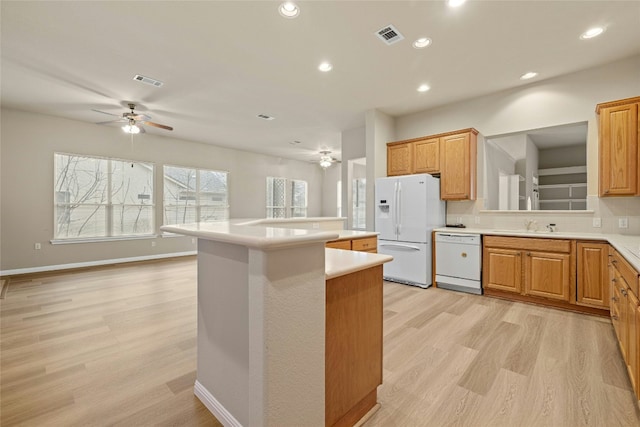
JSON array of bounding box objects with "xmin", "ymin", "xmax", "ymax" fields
[
  {"xmin": 326, "ymin": 265, "xmax": 383, "ymax": 427},
  {"xmin": 248, "ymin": 243, "xmax": 327, "ymax": 427},
  {"xmin": 196, "ymin": 239, "xmax": 250, "ymax": 426}
]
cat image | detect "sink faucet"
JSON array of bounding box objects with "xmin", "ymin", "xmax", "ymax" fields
[
  {"xmin": 546, "ymin": 223, "xmax": 557, "ymax": 232},
  {"xmin": 524, "ymin": 219, "xmax": 538, "ymax": 232}
]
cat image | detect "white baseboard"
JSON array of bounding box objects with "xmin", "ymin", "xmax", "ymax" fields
[
  {"xmin": 194, "ymin": 380, "xmax": 242, "ymax": 427},
  {"xmin": 0, "ymin": 251, "xmax": 197, "ymax": 277}
]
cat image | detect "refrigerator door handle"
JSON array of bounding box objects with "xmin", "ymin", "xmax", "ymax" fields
[
  {"xmin": 393, "ymin": 181, "xmax": 398, "ymax": 236},
  {"xmin": 380, "ymin": 243, "xmax": 422, "ymax": 251},
  {"xmin": 397, "ymin": 182, "xmax": 402, "ymax": 236}
]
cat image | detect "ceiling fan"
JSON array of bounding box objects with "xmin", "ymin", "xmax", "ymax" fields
[
  {"xmin": 93, "ymin": 103, "xmax": 173, "ymax": 134},
  {"xmin": 318, "ymin": 150, "xmax": 339, "ymax": 169}
]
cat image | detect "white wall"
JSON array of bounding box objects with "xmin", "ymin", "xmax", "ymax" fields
[
  {"xmin": 366, "ymin": 110, "xmax": 395, "ymax": 230},
  {"xmin": 1, "ymin": 109, "xmax": 325, "ymax": 271},
  {"xmin": 340, "ymin": 126, "xmax": 365, "ymax": 228},
  {"xmin": 390, "ymin": 54, "xmax": 640, "ymax": 234},
  {"xmin": 484, "ymin": 141, "xmax": 516, "ymax": 210}
]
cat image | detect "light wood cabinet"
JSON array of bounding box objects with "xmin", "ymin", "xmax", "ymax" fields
[
  {"xmin": 525, "ymin": 251, "xmax": 571, "ymax": 302},
  {"xmin": 608, "ymin": 245, "xmax": 640, "ymax": 399},
  {"xmin": 326, "ymin": 265, "xmax": 382, "ymax": 427},
  {"xmin": 576, "ymin": 242, "xmax": 610, "ymax": 309},
  {"xmin": 387, "ymin": 142, "xmax": 413, "ymax": 176},
  {"xmin": 386, "ymin": 128, "xmax": 477, "ymax": 201},
  {"xmin": 596, "ymin": 96, "xmax": 640, "ymax": 197},
  {"xmin": 483, "ymin": 247, "xmax": 522, "ymax": 293},
  {"xmin": 440, "ymin": 131, "xmax": 477, "ymax": 200},
  {"xmin": 413, "ymin": 137, "xmax": 440, "ymax": 174},
  {"xmin": 483, "ymin": 236, "xmax": 573, "ymax": 303},
  {"xmin": 326, "ymin": 236, "xmax": 377, "ymax": 253}
]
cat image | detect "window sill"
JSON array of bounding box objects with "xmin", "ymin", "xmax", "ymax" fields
[{"xmin": 50, "ymin": 235, "xmax": 159, "ymax": 245}]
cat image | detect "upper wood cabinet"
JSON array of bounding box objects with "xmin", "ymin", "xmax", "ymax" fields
[
  {"xmin": 440, "ymin": 131, "xmax": 477, "ymax": 200},
  {"xmin": 596, "ymin": 96, "xmax": 640, "ymax": 196},
  {"xmin": 386, "ymin": 128, "xmax": 478, "ymax": 200},
  {"xmin": 387, "ymin": 142, "xmax": 413, "ymax": 176},
  {"xmin": 576, "ymin": 241, "xmax": 610, "ymax": 309},
  {"xmin": 413, "ymin": 137, "xmax": 440, "ymax": 174}
]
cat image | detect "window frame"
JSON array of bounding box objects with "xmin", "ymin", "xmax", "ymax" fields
[
  {"xmin": 52, "ymin": 152, "xmax": 156, "ymax": 242},
  {"xmin": 163, "ymin": 165, "xmax": 229, "ymax": 227},
  {"xmin": 266, "ymin": 177, "xmax": 308, "ymax": 218}
]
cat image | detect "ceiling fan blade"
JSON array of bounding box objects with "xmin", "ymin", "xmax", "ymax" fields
[
  {"xmin": 96, "ymin": 119, "xmax": 125, "ymax": 125},
  {"xmin": 143, "ymin": 121, "xmax": 173, "ymax": 131},
  {"xmin": 132, "ymin": 114, "xmax": 151, "ymax": 121},
  {"xmin": 92, "ymin": 109, "xmax": 121, "ymax": 117}
]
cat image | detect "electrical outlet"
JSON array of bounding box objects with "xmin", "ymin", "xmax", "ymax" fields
[
  {"xmin": 619, "ymin": 217, "xmax": 629, "ymax": 228},
  {"xmin": 34, "ymin": 243, "xmax": 41, "ymax": 250},
  {"xmin": 456, "ymin": 217, "xmax": 463, "ymax": 224},
  {"xmin": 592, "ymin": 217, "xmax": 602, "ymax": 228},
  {"xmin": 312, "ymin": 223, "xmax": 320, "ymax": 229},
  {"xmin": 151, "ymin": 241, "xmax": 157, "ymax": 247},
  {"xmin": 191, "ymin": 238, "xmax": 196, "ymax": 244},
  {"xmin": 474, "ymin": 216, "xmax": 480, "ymax": 224}
]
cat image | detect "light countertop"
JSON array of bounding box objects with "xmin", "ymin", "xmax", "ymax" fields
[
  {"xmin": 434, "ymin": 227, "xmax": 640, "ymax": 273},
  {"xmin": 161, "ymin": 220, "xmax": 391, "ymax": 278},
  {"xmin": 161, "ymin": 221, "xmax": 339, "ymax": 249},
  {"xmin": 325, "ymin": 248, "xmax": 392, "ymax": 280}
]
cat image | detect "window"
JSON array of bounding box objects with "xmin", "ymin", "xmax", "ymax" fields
[
  {"xmin": 352, "ymin": 178, "xmax": 366, "ymax": 230},
  {"xmin": 54, "ymin": 153, "xmax": 154, "ymax": 240},
  {"xmin": 266, "ymin": 177, "xmax": 307, "ymax": 218},
  {"xmin": 163, "ymin": 166, "xmax": 228, "ymax": 225}
]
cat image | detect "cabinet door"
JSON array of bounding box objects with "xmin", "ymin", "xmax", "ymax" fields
[
  {"xmin": 627, "ymin": 290, "xmax": 638, "ymax": 395},
  {"xmin": 387, "ymin": 143, "xmax": 413, "ymax": 176},
  {"xmin": 483, "ymin": 247, "xmax": 522, "ymax": 293},
  {"xmin": 576, "ymin": 242, "xmax": 610, "ymax": 308},
  {"xmin": 440, "ymin": 132, "xmax": 476, "ymax": 200},
  {"xmin": 525, "ymin": 251, "xmax": 571, "ymax": 301},
  {"xmin": 326, "ymin": 240, "xmax": 351, "ymax": 250},
  {"xmin": 599, "ymin": 102, "xmax": 638, "ymax": 196},
  {"xmin": 413, "ymin": 138, "xmax": 440, "ymax": 174}
]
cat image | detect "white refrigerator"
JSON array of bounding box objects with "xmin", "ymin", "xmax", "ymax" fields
[{"xmin": 375, "ymin": 174, "xmax": 445, "ymax": 288}]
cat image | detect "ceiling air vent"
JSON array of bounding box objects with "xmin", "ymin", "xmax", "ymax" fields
[
  {"xmin": 375, "ymin": 24, "xmax": 404, "ymax": 45},
  {"xmin": 257, "ymin": 114, "xmax": 275, "ymax": 121},
  {"xmin": 133, "ymin": 74, "xmax": 164, "ymax": 87}
]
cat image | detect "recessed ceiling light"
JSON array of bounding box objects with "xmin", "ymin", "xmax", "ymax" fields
[
  {"xmin": 580, "ymin": 27, "xmax": 605, "ymax": 40},
  {"xmin": 413, "ymin": 37, "xmax": 432, "ymax": 49},
  {"xmin": 520, "ymin": 72, "xmax": 538, "ymax": 80},
  {"xmin": 447, "ymin": 0, "xmax": 467, "ymax": 7},
  {"xmin": 279, "ymin": 2, "xmax": 300, "ymax": 18},
  {"xmin": 417, "ymin": 84, "xmax": 431, "ymax": 93},
  {"xmin": 318, "ymin": 62, "xmax": 333, "ymax": 72}
]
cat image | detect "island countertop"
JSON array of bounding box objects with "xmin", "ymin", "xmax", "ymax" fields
[{"xmin": 161, "ymin": 221, "xmax": 392, "ymax": 278}]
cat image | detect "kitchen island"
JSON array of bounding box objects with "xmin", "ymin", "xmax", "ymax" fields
[{"xmin": 160, "ymin": 221, "xmax": 392, "ymax": 427}]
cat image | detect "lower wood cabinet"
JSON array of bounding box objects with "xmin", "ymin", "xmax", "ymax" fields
[
  {"xmin": 326, "ymin": 236, "xmax": 377, "ymax": 253},
  {"xmin": 483, "ymin": 236, "xmax": 573, "ymax": 302},
  {"xmin": 609, "ymin": 246, "xmax": 640, "ymax": 398},
  {"xmin": 577, "ymin": 242, "xmax": 610, "ymax": 309}
]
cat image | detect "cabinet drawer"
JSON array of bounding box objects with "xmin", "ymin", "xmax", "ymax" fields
[
  {"xmin": 484, "ymin": 236, "xmax": 571, "ymax": 253},
  {"xmin": 613, "ymin": 250, "xmax": 639, "ymax": 297},
  {"xmin": 352, "ymin": 237, "xmax": 377, "ymax": 252},
  {"xmin": 326, "ymin": 240, "xmax": 352, "ymax": 250}
]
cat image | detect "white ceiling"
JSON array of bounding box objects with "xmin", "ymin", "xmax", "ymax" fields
[{"xmin": 2, "ymin": 1, "xmax": 639, "ymax": 164}]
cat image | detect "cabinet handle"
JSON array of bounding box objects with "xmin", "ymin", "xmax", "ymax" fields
[
  {"xmin": 612, "ymin": 296, "xmax": 618, "ymax": 302},
  {"xmin": 621, "ymin": 288, "xmax": 628, "ymax": 297},
  {"xmin": 612, "ymin": 260, "xmax": 618, "ymax": 265},
  {"xmin": 527, "ymin": 252, "xmax": 531, "ymax": 256},
  {"xmin": 605, "ymin": 190, "xmax": 610, "ymax": 194},
  {"xmin": 612, "ymin": 278, "xmax": 617, "ymax": 283}
]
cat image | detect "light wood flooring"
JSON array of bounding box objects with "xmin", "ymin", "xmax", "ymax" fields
[{"xmin": 2, "ymin": 258, "xmax": 640, "ymax": 426}]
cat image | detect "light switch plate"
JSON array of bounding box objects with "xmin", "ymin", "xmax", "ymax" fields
[
  {"xmin": 592, "ymin": 217, "xmax": 601, "ymax": 228},
  {"xmin": 475, "ymin": 216, "xmax": 480, "ymax": 224},
  {"xmin": 619, "ymin": 217, "xmax": 628, "ymax": 228}
]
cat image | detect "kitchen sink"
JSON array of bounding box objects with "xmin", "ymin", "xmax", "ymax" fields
[{"xmin": 491, "ymin": 229, "xmax": 551, "ymax": 234}]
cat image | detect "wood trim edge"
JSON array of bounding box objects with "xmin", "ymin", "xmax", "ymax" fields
[
  {"xmin": 387, "ymin": 128, "xmax": 479, "ymax": 146},
  {"xmin": 595, "ymin": 96, "xmax": 640, "ymax": 113},
  {"xmin": 484, "ymin": 288, "xmax": 610, "ymax": 317}
]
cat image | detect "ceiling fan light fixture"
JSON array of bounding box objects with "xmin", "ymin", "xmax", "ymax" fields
[
  {"xmin": 319, "ymin": 155, "xmax": 333, "ymax": 169},
  {"xmin": 123, "ymin": 124, "xmax": 141, "ymax": 134}
]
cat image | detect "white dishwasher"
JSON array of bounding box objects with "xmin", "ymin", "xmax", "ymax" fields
[{"xmin": 435, "ymin": 233, "xmax": 482, "ymax": 295}]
